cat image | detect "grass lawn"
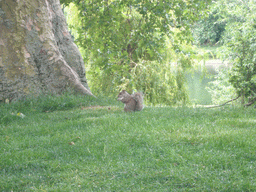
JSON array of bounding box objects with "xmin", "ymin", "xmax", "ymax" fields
[{"xmin": 0, "ymin": 95, "xmax": 256, "ymax": 191}]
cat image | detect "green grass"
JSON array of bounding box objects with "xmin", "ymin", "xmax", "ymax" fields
[{"xmin": 1, "ymin": 95, "xmax": 256, "ymax": 191}]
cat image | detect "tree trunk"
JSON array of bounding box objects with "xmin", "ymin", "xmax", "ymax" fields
[{"xmin": 0, "ymin": 0, "xmax": 94, "ymax": 102}]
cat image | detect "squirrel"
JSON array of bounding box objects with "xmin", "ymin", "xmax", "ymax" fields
[{"xmin": 117, "ymin": 90, "xmax": 144, "ymax": 112}]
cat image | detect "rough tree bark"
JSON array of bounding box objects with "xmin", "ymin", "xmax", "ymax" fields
[{"xmin": 0, "ymin": 0, "xmax": 94, "ymax": 102}]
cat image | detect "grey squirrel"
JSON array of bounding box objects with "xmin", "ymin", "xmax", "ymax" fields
[{"xmin": 117, "ymin": 90, "xmax": 144, "ymax": 112}]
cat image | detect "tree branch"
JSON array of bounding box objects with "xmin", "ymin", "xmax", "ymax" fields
[
  {"xmin": 206, "ymin": 95, "xmax": 241, "ymax": 108},
  {"xmin": 244, "ymin": 96, "xmax": 256, "ymax": 107}
]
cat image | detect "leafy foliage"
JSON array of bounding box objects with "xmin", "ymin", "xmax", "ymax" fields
[
  {"xmin": 192, "ymin": 0, "xmax": 251, "ymax": 46},
  {"xmin": 61, "ymin": 0, "xmax": 210, "ymax": 105},
  {"xmin": 219, "ymin": 0, "xmax": 256, "ymax": 104},
  {"xmin": 226, "ymin": 25, "xmax": 256, "ymax": 98},
  {"xmin": 206, "ymin": 68, "xmax": 236, "ymax": 105},
  {"xmin": 192, "ymin": 7, "xmax": 226, "ymax": 45},
  {"xmin": 195, "ymin": 0, "xmax": 256, "ymax": 106}
]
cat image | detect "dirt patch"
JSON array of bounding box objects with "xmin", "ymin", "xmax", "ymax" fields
[
  {"xmin": 81, "ymin": 105, "xmax": 119, "ymax": 111},
  {"xmin": 81, "ymin": 105, "xmax": 108, "ymax": 110}
]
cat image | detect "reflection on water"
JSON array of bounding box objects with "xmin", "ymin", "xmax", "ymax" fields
[
  {"xmin": 186, "ymin": 71, "xmax": 213, "ymax": 105},
  {"xmin": 186, "ymin": 60, "xmax": 229, "ymax": 105}
]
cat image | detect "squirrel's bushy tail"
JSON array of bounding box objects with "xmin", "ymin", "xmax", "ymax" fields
[{"xmin": 133, "ymin": 92, "xmax": 144, "ymax": 111}]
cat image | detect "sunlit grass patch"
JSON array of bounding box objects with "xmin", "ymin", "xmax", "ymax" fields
[{"xmin": 0, "ymin": 97, "xmax": 255, "ymax": 191}]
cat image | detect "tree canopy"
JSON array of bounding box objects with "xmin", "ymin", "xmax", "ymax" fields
[{"xmin": 61, "ymin": 0, "xmax": 211, "ymax": 105}]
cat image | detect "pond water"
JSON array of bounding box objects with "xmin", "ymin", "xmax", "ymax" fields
[
  {"xmin": 186, "ymin": 71, "xmax": 213, "ymax": 105},
  {"xmin": 186, "ymin": 60, "xmax": 229, "ymax": 105}
]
